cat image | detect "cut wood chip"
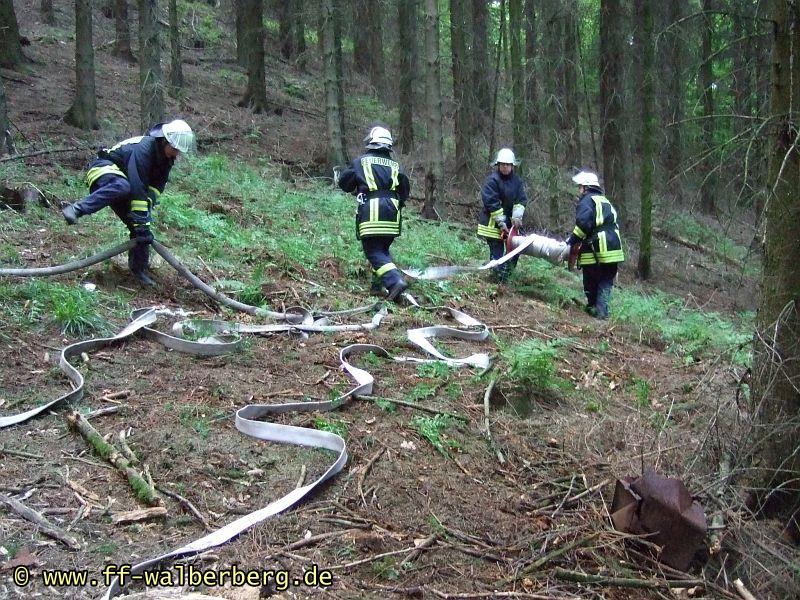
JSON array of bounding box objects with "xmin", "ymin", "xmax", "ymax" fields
[{"xmin": 111, "ymin": 507, "xmax": 168, "ymax": 524}]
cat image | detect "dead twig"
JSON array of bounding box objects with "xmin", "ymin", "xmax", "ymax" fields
[
  {"xmin": 155, "ymin": 485, "xmax": 211, "ymax": 531},
  {"xmin": 357, "ymin": 395, "xmax": 467, "ymax": 421},
  {"xmin": 400, "ymin": 532, "xmax": 441, "ymax": 568},
  {"xmin": 0, "ymin": 493, "xmax": 81, "ymax": 550},
  {"xmin": 0, "ymin": 146, "xmax": 91, "ymax": 163},
  {"xmin": 295, "ymin": 464, "xmax": 307, "ymax": 489},
  {"xmin": 483, "ymin": 377, "xmax": 505, "ymax": 464},
  {"xmin": 328, "ymin": 547, "xmax": 417, "ymax": 570},
  {"xmin": 83, "ymin": 406, "xmax": 119, "ymax": 419},
  {"xmin": 358, "ymin": 447, "xmax": 385, "ymax": 507},
  {"xmin": 553, "ymin": 567, "xmax": 705, "ymax": 589},
  {"xmin": 0, "ymin": 446, "xmax": 44, "ymax": 460},
  {"xmin": 733, "ymin": 578, "xmax": 757, "ymax": 600},
  {"xmin": 495, "ymin": 532, "xmax": 599, "ymax": 586}
]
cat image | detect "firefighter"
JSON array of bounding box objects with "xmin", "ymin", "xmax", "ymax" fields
[
  {"xmin": 337, "ymin": 125, "xmax": 411, "ymax": 302},
  {"xmin": 566, "ymin": 171, "xmax": 624, "ymax": 319},
  {"xmin": 476, "ymin": 148, "xmax": 529, "ymax": 282},
  {"xmin": 61, "ymin": 119, "xmax": 195, "ymax": 287}
]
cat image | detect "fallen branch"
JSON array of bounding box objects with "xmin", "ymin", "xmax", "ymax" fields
[
  {"xmin": 83, "ymin": 406, "xmax": 120, "ymax": 419},
  {"xmin": 400, "ymin": 532, "xmax": 441, "ymax": 568},
  {"xmin": 0, "ymin": 493, "xmax": 81, "ymax": 550},
  {"xmin": 0, "ymin": 446, "xmax": 44, "ymax": 460},
  {"xmin": 358, "ymin": 447, "xmax": 385, "ymax": 507},
  {"xmin": 495, "ymin": 532, "xmax": 599, "ymax": 586},
  {"xmin": 0, "ymin": 146, "xmax": 91, "ymax": 163},
  {"xmin": 67, "ymin": 411, "xmax": 160, "ymax": 506},
  {"xmin": 295, "ymin": 464, "xmax": 307, "ymax": 489},
  {"xmin": 483, "ymin": 377, "xmax": 505, "ymax": 464},
  {"xmin": 357, "ymin": 395, "xmax": 467, "ymax": 421},
  {"xmin": 733, "ymin": 578, "xmax": 757, "ymax": 600},
  {"xmin": 155, "ymin": 485, "xmax": 211, "ymax": 531},
  {"xmin": 653, "ymin": 227, "xmax": 743, "ymax": 268},
  {"xmin": 329, "ymin": 547, "xmax": 416, "ymax": 570},
  {"xmin": 553, "ymin": 567, "xmax": 705, "ymax": 589}
]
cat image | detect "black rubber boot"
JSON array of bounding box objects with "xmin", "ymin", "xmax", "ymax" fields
[
  {"xmin": 128, "ymin": 245, "xmax": 155, "ymax": 287},
  {"xmin": 387, "ymin": 279, "xmax": 408, "ymax": 302},
  {"xmin": 62, "ymin": 204, "xmax": 80, "ymax": 225}
]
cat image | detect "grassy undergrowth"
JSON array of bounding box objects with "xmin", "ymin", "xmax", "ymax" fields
[{"xmin": 1, "ymin": 152, "xmax": 752, "ymax": 366}]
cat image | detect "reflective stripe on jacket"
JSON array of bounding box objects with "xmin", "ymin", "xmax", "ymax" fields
[
  {"xmin": 338, "ymin": 150, "xmax": 411, "ymax": 239},
  {"xmin": 95, "ymin": 135, "xmax": 174, "ymax": 226},
  {"xmin": 476, "ymin": 170, "xmax": 528, "ymax": 239},
  {"xmin": 568, "ymin": 191, "xmax": 624, "ymax": 266}
]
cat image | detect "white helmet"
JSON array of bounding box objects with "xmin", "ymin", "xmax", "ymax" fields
[
  {"xmin": 494, "ymin": 148, "xmax": 519, "ymax": 166},
  {"xmin": 162, "ymin": 119, "xmax": 195, "ymax": 154},
  {"xmin": 572, "ymin": 171, "xmax": 600, "ymax": 188},
  {"xmin": 364, "ymin": 126, "xmax": 393, "ymax": 150}
]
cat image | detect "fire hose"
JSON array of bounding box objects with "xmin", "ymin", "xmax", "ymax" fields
[{"xmin": 0, "ymin": 238, "xmax": 494, "ymax": 597}]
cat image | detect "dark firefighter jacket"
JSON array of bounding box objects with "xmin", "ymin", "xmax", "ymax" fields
[
  {"xmin": 476, "ymin": 170, "xmax": 528, "ymax": 239},
  {"xmin": 338, "ymin": 149, "xmax": 411, "ymax": 239},
  {"xmin": 85, "ymin": 131, "xmax": 175, "ymax": 226},
  {"xmin": 566, "ymin": 189, "xmax": 625, "ymax": 266}
]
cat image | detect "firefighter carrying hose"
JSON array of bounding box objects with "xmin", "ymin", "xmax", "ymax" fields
[
  {"xmin": 337, "ymin": 126, "xmax": 411, "ymax": 302},
  {"xmin": 61, "ymin": 119, "xmax": 195, "ymax": 287},
  {"xmin": 566, "ymin": 171, "xmax": 624, "ymax": 319},
  {"xmin": 476, "ymin": 148, "xmax": 529, "ymax": 283}
]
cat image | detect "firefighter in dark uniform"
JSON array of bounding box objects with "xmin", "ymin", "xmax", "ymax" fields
[
  {"xmin": 566, "ymin": 171, "xmax": 624, "ymax": 319},
  {"xmin": 61, "ymin": 119, "xmax": 195, "ymax": 287},
  {"xmin": 476, "ymin": 148, "xmax": 529, "ymax": 282},
  {"xmin": 337, "ymin": 126, "xmax": 411, "ymax": 302}
]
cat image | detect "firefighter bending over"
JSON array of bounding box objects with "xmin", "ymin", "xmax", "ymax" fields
[
  {"xmin": 61, "ymin": 119, "xmax": 195, "ymax": 287},
  {"xmin": 337, "ymin": 126, "xmax": 411, "ymax": 302}
]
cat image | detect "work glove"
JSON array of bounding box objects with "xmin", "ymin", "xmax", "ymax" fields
[
  {"xmin": 332, "ymin": 166, "xmax": 342, "ymax": 185},
  {"xmin": 494, "ymin": 214, "xmax": 509, "ymax": 233},
  {"xmin": 511, "ymin": 205, "xmax": 524, "ymax": 229},
  {"xmin": 567, "ymin": 242, "xmax": 581, "ymax": 271},
  {"xmin": 134, "ymin": 226, "xmax": 154, "ymax": 245},
  {"xmin": 511, "ymin": 217, "xmax": 523, "ymax": 229}
]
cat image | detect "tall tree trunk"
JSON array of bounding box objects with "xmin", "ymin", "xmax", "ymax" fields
[
  {"xmin": 0, "ymin": 0, "xmax": 24, "ymax": 69},
  {"xmin": 367, "ymin": 2, "xmax": 386, "ymax": 101},
  {"xmin": 499, "ymin": 0, "xmax": 510, "ymax": 79},
  {"xmin": 752, "ymin": 0, "xmax": 800, "ymax": 529},
  {"xmin": 563, "ymin": 3, "xmax": 581, "ymax": 168},
  {"xmin": 636, "ymin": 0, "xmax": 654, "ymax": 280},
  {"xmin": 509, "ymin": 0, "xmax": 525, "ymax": 159},
  {"xmin": 294, "ymin": 0, "xmax": 307, "ymax": 70},
  {"xmin": 278, "ymin": 0, "xmax": 294, "ymax": 59},
  {"xmin": 661, "ymin": 0, "xmax": 685, "ymax": 200},
  {"xmin": 322, "ymin": 0, "xmax": 347, "ymax": 169},
  {"xmin": 169, "ymin": 0, "xmax": 184, "ymax": 94},
  {"xmin": 112, "ymin": 0, "xmax": 135, "ymax": 62},
  {"xmin": 471, "ymin": 0, "xmax": 488, "ymax": 135},
  {"xmin": 238, "ymin": 0, "xmax": 268, "ymax": 112},
  {"xmin": 523, "ymin": 0, "xmax": 540, "ymax": 145},
  {"xmin": 65, "ymin": 0, "xmax": 99, "ymax": 130},
  {"xmin": 397, "ymin": 0, "xmax": 416, "ymax": 154},
  {"xmin": 423, "ymin": 0, "xmax": 443, "ymax": 220},
  {"xmin": 235, "ymin": 0, "xmax": 246, "ymax": 66},
  {"xmin": 451, "ymin": 0, "xmax": 471, "ymax": 179},
  {"xmin": 353, "ymin": 0, "xmax": 370, "ymax": 73},
  {"xmin": 0, "ymin": 77, "xmax": 13, "ymax": 155},
  {"xmin": 600, "ymin": 0, "xmax": 629, "ymax": 223},
  {"xmin": 699, "ymin": 0, "xmax": 716, "ymax": 214},
  {"xmin": 41, "ymin": 0, "xmax": 56, "ymax": 25},
  {"xmin": 138, "ymin": 0, "xmax": 164, "ymax": 130}
]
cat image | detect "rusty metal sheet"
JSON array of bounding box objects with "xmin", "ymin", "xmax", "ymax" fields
[{"xmin": 610, "ymin": 468, "xmax": 707, "ymax": 570}]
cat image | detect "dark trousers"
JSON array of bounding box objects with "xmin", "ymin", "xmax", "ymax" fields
[
  {"xmin": 361, "ymin": 236, "xmax": 403, "ymax": 289},
  {"xmin": 582, "ymin": 263, "xmax": 618, "ymax": 318},
  {"xmin": 486, "ymin": 239, "xmax": 518, "ymax": 281},
  {"xmin": 74, "ymin": 174, "xmax": 150, "ymax": 274}
]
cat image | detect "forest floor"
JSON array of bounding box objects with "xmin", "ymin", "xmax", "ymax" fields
[{"xmin": 1, "ymin": 2, "xmax": 796, "ymax": 600}]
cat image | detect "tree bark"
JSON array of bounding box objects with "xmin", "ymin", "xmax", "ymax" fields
[
  {"xmin": 563, "ymin": 3, "xmax": 581, "ymax": 168},
  {"xmin": 64, "ymin": 0, "xmax": 99, "ymax": 130},
  {"xmin": 509, "ymin": 0, "xmax": 525, "ymax": 159},
  {"xmin": 0, "ymin": 77, "xmax": 13, "ymax": 155},
  {"xmin": 471, "ymin": 0, "xmax": 488, "ymax": 134},
  {"xmin": 397, "ymin": 0, "xmax": 416, "ymax": 153},
  {"xmin": 600, "ymin": 0, "xmax": 629, "ymax": 223},
  {"xmin": 238, "ymin": 0, "xmax": 268, "ymax": 113},
  {"xmin": 699, "ymin": 0, "xmax": 716, "ymax": 214},
  {"xmin": 278, "ymin": 0, "xmax": 294, "ymax": 59},
  {"xmin": 112, "ymin": 0, "xmax": 135, "ymax": 62},
  {"xmin": 169, "ymin": 0, "xmax": 184, "ymax": 94},
  {"xmin": 353, "ymin": 0, "xmax": 370, "ymax": 73},
  {"xmin": 752, "ymin": 0, "xmax": 800, "ymax": 524},
  {"xmin": 450, "ymin": 0, "xmax": 471, "ymax": 179},
  {"xmin": 41, "ymin": 0, "xmax": 56, "ymax": 25},
  {"xmin": 138, "ymin": 0, "xmax": 164, "ymax": 130},
  {"xmin": 423, "ymin": 0, "xmax": 443, "ymax": 219},
  {"xmin": 235, "ymin": 0, "xmax": 246, "ymax": 66},
  {"xmin": 636, "ymin": 0, "xmax": 654, "ymax": 280},
  {"xmin": 523, "ymin": 0, "xmax": 541, "ymax": 145},
  {"xmin": 322, "ymin": 0, "xmax": 347, "ymax": 169},
  {"xmin": 661, "ymin": 0, "xmax": 685, "ymax": 200},
  {"xmin": 294, "ymin": 0, "xmax": 307, "ymax": 70},
  {"xmin": 0, "ymin": 0, "xmax": 24, "ymax": 69}
]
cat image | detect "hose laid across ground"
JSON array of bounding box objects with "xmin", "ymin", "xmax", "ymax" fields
[{"xmin": 0, "ymin": 240, "xmax": 137, "ymax": 277}]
